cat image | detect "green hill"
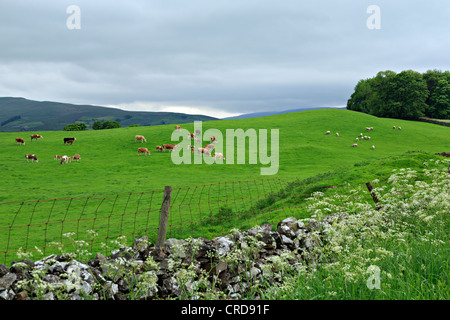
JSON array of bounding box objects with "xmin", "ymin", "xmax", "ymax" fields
[
  {"xmin": 0, "ymin": 97, "xmax": 216, "ymax": 132},
  {"xmin": 1, "ymin": 108, "xmax": 449, "ymax": 203}
]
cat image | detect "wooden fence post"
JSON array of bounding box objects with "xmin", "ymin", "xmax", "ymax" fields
[
  {"xmin": 366, "ymin": 182, "xmax": 381, "ymax": 210},
  {"xmin": 157, "ymin": 186, "xmax": 172, "ymax": 248}
]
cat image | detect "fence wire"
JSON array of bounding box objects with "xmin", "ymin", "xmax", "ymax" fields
[{"xmin": 0, "ymin": 178, "xmax": 310, "ymax": 265}]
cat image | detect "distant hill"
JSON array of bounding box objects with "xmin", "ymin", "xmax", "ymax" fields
[
  {"xmin": 222, "ymin": 107, "xmax": 345, "ymax": 120},
  {"xmin": 0, "ymin": 97, "xmax": 217, "ymax": 132}
]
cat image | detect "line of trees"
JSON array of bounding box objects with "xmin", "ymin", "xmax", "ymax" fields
[
  {"xmin": 63, "ymin": 122, "xmax": 87, "ymax": 131},
  {"xmin": 92, "ymin": 120, "xmax": 121, "ymax": 130},
  {"xmin": 347, "ymin": 69, "xmax": 450, "ymax": 120}
]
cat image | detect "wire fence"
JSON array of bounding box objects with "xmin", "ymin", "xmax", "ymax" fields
[{"xmin": 0, "ymin": 178, "xmax": 313, "ymax": 265}]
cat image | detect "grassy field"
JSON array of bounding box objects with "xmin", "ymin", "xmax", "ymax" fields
[
  {"xmin": 1, "ymin": 109, "xmax": 449, "ymax": 264},
  {"xmin": 1, "ymin": 108, "xmax": 449, "ymax": 202}
]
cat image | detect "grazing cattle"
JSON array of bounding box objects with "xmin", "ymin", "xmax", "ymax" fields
[
  {"xmin": 188, "ymin": 145, "xmax": 195, "ymax": 153},
  {"xmin": 188, "ymin": 133, "xmax": 195, "ymax": 138},
  {"xmin": 138, "ymin": 147, "xmax": 150, "ymax": 156},
  {"xmin": 64, "ymin": 138, "xmax": 76, "ymax": 144},
  {"xmin": 155, "ymin": 145, "xmax": 163, "ymax": 152},
  {"xmin": 25, "ymin": 154, "xmax": 38, "ymax": 162},
  {"xmin": 210, "ymin": 136, "xmax": 217, "ymax": 142},
  {"xmin": 325, "ymin": 131, "xmax": 331, "ymax": 135},
  {"xmin": 15, "ymin": 138, "xmax": 25, "ymax": 145},
  {"xmin": 197, "ymin": 148, "xmax": 211, "ymax": 156},
  {"xmin": 204, "ymin": 143, "xmax": 215, "ymax": 150},
  {"xmin": 162, "ymin": 144, "xmax": 175, "ymax": 152},
  {"xmin": 214, "ymin": 152, "xmax": 225, "ymax": 160},
  {"xmin": 352, "ymin": 144, "xmax": 358, "ymax": 147},
  {"xmin": 72, "ymin": 154, "xmax": 81, "ymax": 161},
  {"xmin": 65, "ymin": 139, "xmax": 75, "ymax": 145},
  {"xmin": 135, "ymin": 135, "xmax": 147, "ymax": 143},
  {"xmin": 54, "ymin": 155, "xmax": 62, "ymax": 160},
  {"xmin": 60, "ymin": 155, "xmax": 71, "ymax": 164},
  {"xmin": 175, "ymin": 125, "xmax": 181, "ymax": 131},
  {"xmin": 31, "ymin": 134, "xmax": 43, "ymax": 141},
  {"xmin": 195, "ymin": 129, "xmax": 201, "ymax": 136}
]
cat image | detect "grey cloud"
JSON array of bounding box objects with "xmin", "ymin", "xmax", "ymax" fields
[{"xmin": 0, "ymin": 0, "xmax": 449, "ymax": 116}]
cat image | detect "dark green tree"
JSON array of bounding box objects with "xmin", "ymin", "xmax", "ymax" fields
[
  {"xmin": 63, "ymin": 122, "xmax": 87, "ymax": 131},
  {"xmin": 429, "ymin": 79, "xmax": 450, "ymax": 119},
  {"xmin": 101, "ymin": 121, "xmax": 121, "ymax": 129},
  {"xmin": 92, "ymin": 121, "xmax": 103, "ymax": 130}
]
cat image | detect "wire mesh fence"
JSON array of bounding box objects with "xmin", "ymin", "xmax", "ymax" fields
[{"xmin": 0, "ymin": 178, "xmax": 310, "ymax": 266}]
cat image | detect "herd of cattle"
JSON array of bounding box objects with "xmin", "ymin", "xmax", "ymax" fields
[
  {"xmin": 16, "ymin": 134, "xmax": 80, "ymax": 164},
  {"xmin": 134, "ymin": 126, "xmax": 225, "ymax": 160},
  {"xmin": 325, "ymin": 125, "xmax": 404, "ymax": 150},
  {"xmin": 16, "ymin": 124, "xmax": 226, "ymax": 165}
]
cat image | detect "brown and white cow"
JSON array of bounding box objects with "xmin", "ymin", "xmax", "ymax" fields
[
  {"xmin": 188, "ymin": 133, "xmax": 195, "ymax": 139},
  {"xmin": 60, "ymin": 155, "xmax": 71, "ymax": 164},
  {"xmin": 204, "ymin": 143, "xmax": 215, "ymax": 151},
  {"xmin": 72, "ymin": 154, "xmax": 81, "ymax": 161},
  {"xmin": 213, "ymin": 152, "xmax": 225, "ymax": 160},
  {"xmin": 138, "ymin": 147, "xmax": 150, "ymax": 156},
  {"xmin": 210, "ymin": 136, "xmax": 217, "ymax": 142},
  {"xmin": 162, "ymin": 144, "xmax": 175, "ymax": 152},
  {"xmin": 135, "ymin": 135, "xmax": 147, "ymax": 143},
  {"xmin": 155, "ymin": 145, "xmax": 163, "ymax": 152},
  {"xmin": 175, "ymin": 125, "xmax": 181, "ymax": 131},
  {"xmin": 15, "ymin": 138, "xmax": 25, "ymax": 145},
  {"xmin": 25, "ymin": 154, "xmax": 38, "ymax": 162},
  {"xmin": 197, "ymin": 148, "xmax": 211, "ymax": 156},
  {"xmin": 54, "ymin": 154, "xmax": 62, "ymax": 160},
  {"xmin": 31, "ymin": 134, "xmax": 43, "ymax": 141}
]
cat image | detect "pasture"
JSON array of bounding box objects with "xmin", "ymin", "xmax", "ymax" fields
[
  {"xmin": 1, "ymin": 108, "xmax": 449, "ymax": 203},
  {"xmin": 0, "ymin": 109, "xmax": 449, "ymax": 263}
]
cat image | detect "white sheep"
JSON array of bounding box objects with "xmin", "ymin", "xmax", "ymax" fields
[
  {"xmin": 352, "ymin": 143, "xmax": 358, "ymax": 147},
  {"xmin": 367, "ymin": 136, "xmax": 371, "ymax": 140},
  {"xmin": 398, "ymin": 127, "xmax": 402, "ymax": 130},
  {"xmin": 372, "ymin": 145, "xmax": 375, "ymax": 150},
  {"xmin": 356, "ymin": 137, "xmax": 359, "ymax": 142},
  {"xmin": 336, "ymin": 132, "xmax": 339, "ymax": 137},
  {"xmin": 393, "ymin": 126, "xmax": 396, "ymax": 129},
  {"xmin": 325, "ymin": 131, "xmax": 331, "ymax": 135}
]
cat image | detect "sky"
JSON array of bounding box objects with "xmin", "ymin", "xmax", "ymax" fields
[{"xmin": 0, "ymin": 1, "xmax": 449, "ymax": 118}]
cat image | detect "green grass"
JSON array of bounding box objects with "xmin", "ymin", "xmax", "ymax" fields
[
  {"xmin": 1, "ymin": 109, "xmax": 449, "ymax": 265},
  {"xmin": 1, "ymin": 109, "xmax": 449, "ymax": 202}
]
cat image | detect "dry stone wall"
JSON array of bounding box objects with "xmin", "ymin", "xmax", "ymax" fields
[{"xmin": 0, "ymin": 214, "xmax": 344, "ymax": 300}]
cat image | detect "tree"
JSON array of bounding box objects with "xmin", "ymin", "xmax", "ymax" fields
[
  {"xmin": 388, "ymin": 70, "xmax": 428, "ymax": 119},
  {"xmin": 347, "ymin": 69, "xmax": 434, "ymax": 120},
  {"xmin": 429, "ymin": 79, "xmax": 450, "ymax": 119},
  {"xmin": 63, "ymin": 122, "xmax": 87, "ymax": 131},
  {"xmin": 92, "ymin": 121, "xmax": 103, "ymax": 130},
  {"xmin": 101, "ymin": 121, "xmax": 121, "ymax": 129}
]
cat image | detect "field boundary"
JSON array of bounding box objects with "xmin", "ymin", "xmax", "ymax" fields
[{"xmin": 0, "ymin": 178, "xmax": 318, "ymax": 265}]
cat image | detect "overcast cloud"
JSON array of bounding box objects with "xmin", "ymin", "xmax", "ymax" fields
[{"xmin": 0, "ymin": 0, "xmax": 449, "ymax": 118}]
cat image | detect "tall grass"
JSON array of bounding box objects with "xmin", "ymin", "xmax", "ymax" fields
[{"xmin": 259, "ymin": 158, "xmax": 449, "ymax": 300}]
